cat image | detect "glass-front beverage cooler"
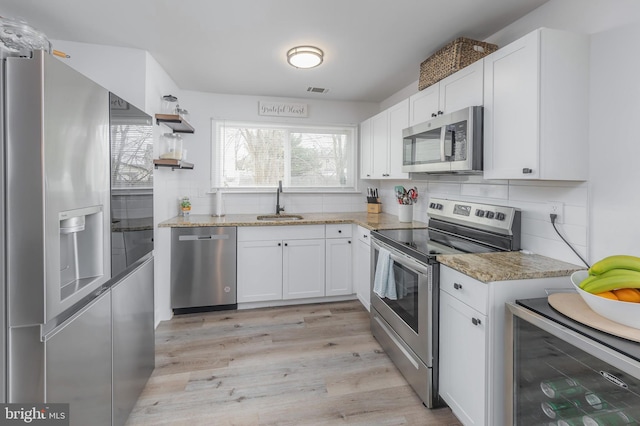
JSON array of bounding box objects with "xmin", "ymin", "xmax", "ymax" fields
[{"xmin": 506, "ymin": 298, "xmax": 640, "ymax": 426}]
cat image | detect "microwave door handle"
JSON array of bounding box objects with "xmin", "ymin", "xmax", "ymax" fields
[
  {"xmin": 443, "ymin": 128, "xmax": 454, "ymax": 158},
  {"xmin": 440, "ymin": 127, "xmax": 447, "ymax": 161}
]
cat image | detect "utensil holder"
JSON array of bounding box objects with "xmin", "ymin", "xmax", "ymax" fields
[{"xmin": 398, "ymin": 204, "xmax": 413, "ymax": 222}]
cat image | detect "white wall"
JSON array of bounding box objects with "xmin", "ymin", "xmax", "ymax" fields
[
  {"xmin": 144, "ymin": 53, "xmax": 182, "ymax": 325},
  {"xmin": 589, "ymin": 22, "xmax": 640, "ymax": 261},
  {"xmin": 51, "ymin": 39, "xmax": 147, "ymax": 110},
  {"xmin": 375, "ymin": 0, "xmax": 640, "ymax": 266},
  {"xmin": 173, "ymin": 91, "xmax": 378, "ymax": 216}
]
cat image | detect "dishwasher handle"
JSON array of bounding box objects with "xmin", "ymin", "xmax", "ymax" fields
[{"xmin": 178, "ymin": 234, "xmax": 230, "ymax": 241}]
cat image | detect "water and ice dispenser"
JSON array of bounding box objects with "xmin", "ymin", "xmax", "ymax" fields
[{"xmin": 59, "ymin": 206, "xmax": 105, "ymax": 301}]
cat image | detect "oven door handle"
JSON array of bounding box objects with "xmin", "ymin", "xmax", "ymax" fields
[{"xmin": 371, "ymin": 238, "xmax": 431, "ymax": 276}]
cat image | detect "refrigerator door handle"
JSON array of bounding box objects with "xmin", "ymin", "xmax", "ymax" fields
[{"xmin": 41, "ymin": 289, "xmax": 108, "ymax": 342}]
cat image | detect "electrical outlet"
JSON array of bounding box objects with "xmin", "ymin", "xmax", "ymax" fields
[{"xmin": 548, "ymin": 201, "xmax": 564, "ymax": 224}]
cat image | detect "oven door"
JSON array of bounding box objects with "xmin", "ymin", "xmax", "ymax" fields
[{"xmin": 370, "ymin": 238, "xmax": 433, "ymax": 365}]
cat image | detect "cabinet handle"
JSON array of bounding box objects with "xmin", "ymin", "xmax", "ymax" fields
[
  {"xmin": 348, "ymin": 240, "xmax": 351, "ymax": 244},
  {"xmin": 472, "ymin": 318, "xmax": 482, "ymax": 326},
  {"xmin": 366, "ymin": 174, "xmax": 371, "ymax": 177},
  {"xmin": 522, "ymin": 168, "xmax": 533, "ymax": 174},
  {"xmin": 438, "ymin": 110, "xmax": 443, "ymax": 115},
  {"xmin": 431, "ymin": 113, "xmax": 437, "ymax": 118},
  {"xmin": 278, "ymin": 243, "xmax": 281, "ymax": 246},
  {"xmin": 363, "ymin": 235, "xmax": 368, "ymax": 238},
  {"xmin": 453, "ymin": 283, "xmax": 462, "ymax": 290},
  {"xmin": 338, "ymin": 230, "xmax": 342, "ymax": 233},
  {"xmin": 284, "ymin": 243, "xmax": 288, "ymax": 247}
]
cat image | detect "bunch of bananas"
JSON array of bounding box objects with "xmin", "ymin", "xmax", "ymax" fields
[{"xmin": 579, "ymin": 255, "xmax": 640, "ymax": 301}]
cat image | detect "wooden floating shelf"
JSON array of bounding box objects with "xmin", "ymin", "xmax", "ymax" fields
[
  {"xmin": 154, "ymin": 114, "xmax": 195, "ymax": 133},
  {"xmin": 153, "ymin": 159, "xmax": 194, "ymax": 170}
]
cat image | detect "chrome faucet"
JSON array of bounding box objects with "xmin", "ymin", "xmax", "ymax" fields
[{"xmin": 275, "ymin": 180, "xmax": 285, "ymax": 214}]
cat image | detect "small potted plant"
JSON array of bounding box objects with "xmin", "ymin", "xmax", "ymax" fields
[{"xmin": 180, "ymin": 196, "xmax": 191, "ymax": 216}]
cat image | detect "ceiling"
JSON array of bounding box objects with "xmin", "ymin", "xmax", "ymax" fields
[{"xmin": 0, "ymin": 0, "xmax": 549, "ymax": 103}]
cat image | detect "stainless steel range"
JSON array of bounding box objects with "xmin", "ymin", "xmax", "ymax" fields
[{"xmin": 369, "ymin": 198, "xmax": 521, "ymax": 408}]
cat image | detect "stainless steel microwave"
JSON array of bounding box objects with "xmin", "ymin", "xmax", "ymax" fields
[{"xmin": 402, "ymin": 106, "xmax": 483, "ymax": 174}]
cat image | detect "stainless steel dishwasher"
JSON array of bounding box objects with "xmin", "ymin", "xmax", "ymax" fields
[{"xmin": 171, "ymin": 227, "xmax": 237, "ymax": 314}]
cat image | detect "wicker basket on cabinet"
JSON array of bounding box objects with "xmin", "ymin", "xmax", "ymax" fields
[{"xmin": 418, "ymin": 37, "xmax": 498, "ymax": 91}]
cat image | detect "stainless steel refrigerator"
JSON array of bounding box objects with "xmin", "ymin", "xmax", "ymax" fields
[{"xmin": 0, "ymin": 48, "xmax": 154, "ymax": 426}]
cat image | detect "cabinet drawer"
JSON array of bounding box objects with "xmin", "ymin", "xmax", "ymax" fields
[
  {"xmin": 440, "ymin": 266, "xmax": 488, "ymax": 315},
  {"xmin": 326, "ymin": 224, "xmax": 352, "ymax": 239},
  {"xmin": 238, "ymin": 225, "xmax": 324, "ymax": 241},
  {"xmin": 356, "ymin": 226, "xmax": 371, "ymax": 245}
]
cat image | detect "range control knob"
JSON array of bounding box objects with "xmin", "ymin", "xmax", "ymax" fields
[
  {"xmin": 429, "ymin": 202, "xmax": 435, "ymax": 209},
  {"xmin": 495, "ymin": 212, "xmax": 506, "ymax": 221},
  {"xmin": 436, "ymin": 203, "xmax": 443, "ymax": 210},
  {"xmin": 486, "ymin": 211, "xmax": 495, "ymax": 219},
  {"xmin": 475, "ymin": 209, "xmax": 485, "ymax": 217}
]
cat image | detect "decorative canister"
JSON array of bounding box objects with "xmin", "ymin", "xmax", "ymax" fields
[{"xmin": 160, "ymin": 133, "xmax": 183, "ymax": 160}]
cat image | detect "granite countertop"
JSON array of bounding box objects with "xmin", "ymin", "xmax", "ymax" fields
[
  {"xmin": 157, "ymin": 212, "xmax": 427, "ymax": 231},
  {"xmin": 437, "ymin": 251, "xmax": 585, "ymax": 283},
  {"xmin": 112, "ymin": 217, "xmax": 154, "ymax": 232}
]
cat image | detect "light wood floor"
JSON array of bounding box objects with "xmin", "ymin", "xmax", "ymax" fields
[{"xmin": 125, "ymin": 300, "xmax": 462, "ymax": 426}]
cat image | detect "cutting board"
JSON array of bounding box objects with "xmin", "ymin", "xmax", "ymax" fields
[{"xmin": 548, "ymin": 293, "xmax": 640, "ymax": 342}]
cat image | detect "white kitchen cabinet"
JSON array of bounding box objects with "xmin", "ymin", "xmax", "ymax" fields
[
  {"xmin": 439, "ymin": 278, "xmax": 487, "ymax": 426},
  {"xmin": 359, "ymin": 118, "xmax": 373, "ymax": 179},
  {"xmin": 483, "ymin": 28, "xmax": 589, "ymax": 180},
  {"xmin": 360, "ymin": 99, "xmax": 409, "ymax": 179},
  {"xmin": 237, "ymin": 225, "xmax": 325, "ymax": 303},
  {"xmin": 409, "ymin": 59, "xmax": 484, "ymax": 127},
  {"xmin": 325, "ymin": 224, "xmax": 353, "ymax": 297},
  {"xmin": 237, "ymin": 239, "xmax": 283, "ymax": 303},
  {"xmin": 283, "ymin": 238, "xmax": 325, "ymax": 299},
  {"xmin": 354, "ymin": 226, "xmax": 371, "ymax": 310},
  {"xmin": 438, "ymin": 264, "xmax": 573, "ymax": 425}
]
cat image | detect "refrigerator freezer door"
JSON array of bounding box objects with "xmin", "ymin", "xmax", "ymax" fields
[
  {"xmin": 111, "ymin": 257, "xmax": 155, "ymax": 426},
  {"xmin": 45, "ymin": 292, "xmax": 112, "ymax": 426}
]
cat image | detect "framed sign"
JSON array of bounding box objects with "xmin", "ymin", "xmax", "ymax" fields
[{"xmin": 259, "ymin": 101, "xmax": 308, "ymax": 118}]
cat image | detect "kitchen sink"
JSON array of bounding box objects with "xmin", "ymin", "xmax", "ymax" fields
[{"xmin": 256, "ymin": 214, "xmax": 304, "ymax": 221}]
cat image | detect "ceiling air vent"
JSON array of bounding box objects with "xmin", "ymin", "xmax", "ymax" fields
[{"xmin": 307, "ymin": 87, "xmax": 329, "ymax": 94}]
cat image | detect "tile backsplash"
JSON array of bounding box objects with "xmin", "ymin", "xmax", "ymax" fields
[{"xmin": 378, "ymin": 175, "xmax": 588, "ymax": 266}]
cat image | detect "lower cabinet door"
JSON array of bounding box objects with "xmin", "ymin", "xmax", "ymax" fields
[
  {"xmin": 237, "ymin": 240, "xmax": 283, "ymax": 302},
  {"xmin": 325, "ymin": 238, "xmax": 353, "ymax": 296},
  {"xmin": 283, "ymin": 239, "xmax": 325, "ymax": 299},
  {"xmin": 439, "ymin": 290, "xmax": 487, "ymax": 426},
  {"xmin": 45, "ymin": 292, "xmax": 112, "ymax": 426}
]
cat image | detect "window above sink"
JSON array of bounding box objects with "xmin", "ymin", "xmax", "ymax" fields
[{"xmin": 211, "ymin": 120, "xmax": 357, "ymax": 192}]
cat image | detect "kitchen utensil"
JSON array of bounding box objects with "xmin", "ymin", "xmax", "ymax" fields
[{"xmin": 570, "ymin": 271, "xmax": 640, "ymax": 329}]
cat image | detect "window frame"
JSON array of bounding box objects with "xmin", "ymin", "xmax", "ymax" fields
[{"xmin": 211, "ymin": 119, "xmax": 359, "ymax": 193}]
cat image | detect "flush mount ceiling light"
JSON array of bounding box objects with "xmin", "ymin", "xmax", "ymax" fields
[{"xmin": 287, "ymin": 45, "xmax": 324, "ymax": 69}]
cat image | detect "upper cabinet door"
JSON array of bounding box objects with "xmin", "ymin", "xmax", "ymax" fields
[
  {"xmin": 409, "ymin": 84, "xmax": 440, "ymax": 127},
  {"xmin": 409, "ymin": 60, "xmax": 484, "ymax": 127},
  {"xmin": 359, "ymin": 118, "xmax": 373, "ymax": 179},
  {"xmin": 387, "ymin": 99, "xmax": 409, "ymax": 179},
  {"xmin": 483, "ymin": 31, "xmax": 540, "ymax": 179},
  {"xmin": 439, "ymin": 59, "xmax": 484, "ymax": 114},
  {"xmin": 371, "ymin": 111, "xmax": 389, "ymax": 178},
  {"xmin": 483, "ymin": 28, "xmax": 589, "ymax": 180}
]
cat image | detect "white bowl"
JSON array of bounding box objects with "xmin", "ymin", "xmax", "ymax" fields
[{"xmin": 570, "ymin": 270, "xmax": 640, "ymax": 329}]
